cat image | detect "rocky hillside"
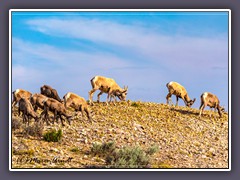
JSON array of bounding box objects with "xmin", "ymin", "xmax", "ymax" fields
[{"xmin": 11, "ymin": 101, "xmax": 229, "ymax": 169}]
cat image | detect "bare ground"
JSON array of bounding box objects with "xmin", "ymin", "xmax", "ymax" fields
[{"xmin": 11, "ymin": 101, "xmax": 229, "ymax": 169}]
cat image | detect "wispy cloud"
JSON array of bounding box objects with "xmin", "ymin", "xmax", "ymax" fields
[
  {"xmin": 12, "ymin": 37, "xmax": 131, "ymax": 70},
  {"xmin": 26, "ymin": 17, "xmax": 228, "ymax": 73}
]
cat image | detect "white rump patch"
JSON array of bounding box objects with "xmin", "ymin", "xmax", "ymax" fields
[
  {"xmin": 203, "ymin": 92, "xmax": 208, "ymax": 99},
  {"xmin": 65, "ymin": 93, "xmax": 71, "ymax": 100},
  {"xmin": 93, "ymin": 76, "xmax": 99, "ymax": 84}
]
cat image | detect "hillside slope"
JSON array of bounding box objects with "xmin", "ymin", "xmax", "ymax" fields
[{"xmin": 11, "ymin": 101, "xmax": 229, "ymax": 169}]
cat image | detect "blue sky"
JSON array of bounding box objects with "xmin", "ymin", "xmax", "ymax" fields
[{"xmin": 11, "ymin": 10, "xmax": 229, "ymax": 110}]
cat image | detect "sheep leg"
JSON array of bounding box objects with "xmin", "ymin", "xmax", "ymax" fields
[
  {"xmin": 106, "ymin": 90, "xmax": 113, "ymax": 105},
  {"xmin": 109, "ymin": 94, "xmax": 113, "ymax": 102},
  {"xmin": 85, "ymin": 108, "xmax": 91, "ymax": 122},
  {"xmin": 33, "ymin": 105, "xmax": 38, "ymax": 112},
  {"xmin": 66, "ymin": 114, "xmax": 71, "ymax": 125},
  {"xmin": 43, "ymin": 106, "xmax": 50, "ymax": 125},
  {"xmin": 64, "ymin": 113, "xmax": 71, "ymax": 125},
  {"xmin": 199, "ymin": 104, "xmax": 205, "ymax": 117},
  {"xmin": 27, "ymin": 115, "xmax": 30, "ymax": 126},
  {"xmin": 166, "ymin": 93, "xmax": 173, "ymax": 105},
  {"xmin": 22, "ymin": 113, "xmax": 27, "ymax": 124},
  {"xmin": 88, "ymin": 88, "xmax": 97, "ymax": 105},
  {"xmin": 59, "ymin": 114, "xmax": 65, "ymax": 126},
  {"xmin": 113, "ymin": 95, "xmax": 117, "ymax": 106},
  {"xmin": 176, "ymin": 96, "xmax": 179, "ymax": 106},
  {"xmin": 53, "ymin": 110, "xmax": 58, "ymax": 124},
  {"xmin": 43, "ymin": 108, "xmax": 51, "ymax": 125},
  {"xmin": 18, "ymin": 107, "xmax": 21, "ymax": 117},
  {"xmin": 97, "ymin": 91, "xmax": 104, "ymax": 103},
  {"xmin": 45, "ymin": 112, "xmax": 50, "ymax": 125},
  {"xmin": 79, "ymin": 105, "xmax": 84, "ymax": 119},
  {"xmin": 41, "ymin": 110, "xmax": 46, "ymax": 124},
  {"xmin": 217, "ymin": 105, "xmax": 222, "ymax": 118},
  {"xmin": 210, "ymin": 108, "xmax": 213, "ymax": 118},
  {"xmin": 40, "ymin": 110, "xmax": 45, "ymax": 122}
]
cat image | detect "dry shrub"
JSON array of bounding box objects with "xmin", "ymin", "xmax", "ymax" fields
[
  {"xmin": 12, "ymin": 117, "xmax": 21, "ymax": 130},
  {"xmin": 90, "ymin": 141, "xmax": 158, "ymax": 168},
  {"xmin": 22, "ymin": 122, "xmax": 43, "ymax": 138}
]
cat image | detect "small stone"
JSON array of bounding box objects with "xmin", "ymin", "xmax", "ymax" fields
[{"xmin": 209, "ymin": 148, "xmax": 215, "ymax": 153}]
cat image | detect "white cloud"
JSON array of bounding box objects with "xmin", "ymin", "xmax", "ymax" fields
[
  {"xmin": 26, "ymin": 17, "xmax": 228, "ymax": 73},
  {"xmin": 12, "ymin": 37, "xmax": 131, "ymax": 70}
]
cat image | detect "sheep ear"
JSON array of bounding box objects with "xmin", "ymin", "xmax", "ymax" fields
[
  {"xmin": 123, "ymin": 86, "xmax": 128, "ymax": 92},
  {"xmin": 193, "ymin": 98, "xmax": 196, "ymax": 103}
]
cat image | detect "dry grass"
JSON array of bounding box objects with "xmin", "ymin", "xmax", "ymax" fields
[{"xmin": 11, "ymin": 101, "xmax": 229, "ymax": 169}]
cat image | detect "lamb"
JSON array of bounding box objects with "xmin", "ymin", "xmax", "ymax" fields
[
  {"xmin": 41, "ymin": 98, "xmax": 72, "ymax": 126},
  {"xmin": 12, "ymin": 89, "xmax": 32, "ymax": 108},
  {"xmin": 63, "ymin": 92, "xmax": 91, "ymax": 121},
  {"xmin": 40, "ymin": 85, "xmax": 62, "ymax": 102},
  {"xmin": 88, "ymin": 75, "xmax": 128, "ymax": 105},
  {"xmin": 166, "ymin": 81, "xmax": 196, "ymax": 107},
  {"xmin": 199, "ymin": 92, "xmax": 224, "ymax": 118},
  {"xmin": 18, "ymin": 97, "xmax": 39, "ymax": 125}
]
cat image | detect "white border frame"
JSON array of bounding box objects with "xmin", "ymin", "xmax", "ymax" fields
[{"xmin": 9, "ymin": 9, "xmax": 231, "ymax": 171}]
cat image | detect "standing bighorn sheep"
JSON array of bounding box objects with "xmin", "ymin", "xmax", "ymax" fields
[
  {"xmin": 199, "ymin": 92, "xmax": 224, "ymax": 118},
  {"xmin": 30, "ymin": 93, "xmax": 48, "ymax": 111},
  {"xmin": 166, "ymin": 81, "xmax": 196, "ymax": 107},
  {"xmin": 41, "ymin": 98, "xmax": 72, "ymax": 126},
  {"xmin": 18, "ymin": 97, "xmax": 39, "ymax": 125},
  {"xmin": 12, "ymin": 89, "xmax": 32, "ymax": 108},
  {"xmin": 88, "ymin": 75, "xmax": 128, "ymax": 105},
  {"xmin": 40, "ymin": 85, "xmax": 62, "ymax": 102},
  {"xmin": 63, "ymin": 92, "xmax": 91, "ymax": 121}
]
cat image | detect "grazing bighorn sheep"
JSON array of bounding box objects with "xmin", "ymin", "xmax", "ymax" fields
[
  {"xmin": 12, "ymin": 89, "xmax": 32, "ymax": 108},
  {"xmin": 40, "ymin": 85, "xmax": 62, "ymax": 102},
  {"xmin": 199, "ymin": 92, "xmax": 224, "ymax": 118},
  {"xmin": 88, "ymin": 75, "xmax": 128, "ymax": 105},
  {"xmin": 18, "ymin": 97, "xmax": 39, "ymax": 125},
  {"xmin": 166, "ymin": 81, "xmax": 196, "ymax": 107},
  {"xmin": 30, "ymin": 93, "xmax": 48, "ymax": 111},
  {"xmin": 63, "ymin": 92, "xmax": 91, "ymax": 121},
  {"xmin": 42, "ymin": 98, "xmax": 72, "ymax": 126}
]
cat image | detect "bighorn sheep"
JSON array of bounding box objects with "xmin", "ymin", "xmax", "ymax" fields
[
  {"xmin": 30, "ymin": 93, "xmax": 48, "ymax": 111},
  {"xmin": 12, "ymin": 89, "xmax": 32, "ymax": 108},
  {"xmin": 41, "ymin": 98, "xmax": 72, "ymax": 126},
  {"xmin": 199, "ymin": 92, "xmax": 224, "ymax": 118},
  {"xmin": 166, "ymin": 81, "xmax": 196, "ymax": 107},
  {"xmin": 40, "ymin": 85, "xmax": 62, "ymax": 102},
  {"xmin": 18, "ymin": 97, "xmax": 39, "ymax": 125},
  {"xmin": 88, "ymin": 75, "xmax": 128, "ymax": 105},
  {"xmin": 63, "ymin": 92, "xmax": 91, "ymax": 121}
]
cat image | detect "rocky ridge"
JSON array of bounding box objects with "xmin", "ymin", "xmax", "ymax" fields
[{"xmin": 11, "ymin": 101, "xmax": 229, "ymax": 169}]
